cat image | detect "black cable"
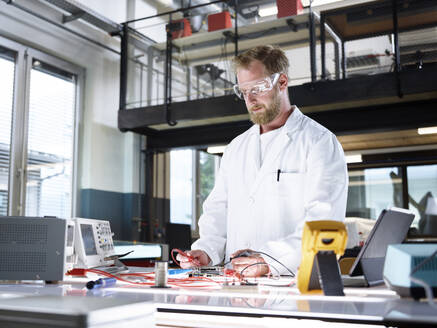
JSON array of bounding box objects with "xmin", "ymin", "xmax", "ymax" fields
[
  {"xmin": 239, "ymin": 27, "xmax": 278, "ymax": 40},
  {"xmin": 240, "ymin": 262, "xmax": 268, "ymax": 277},
  {"xmin": 254, "ymin": 251, "xmax": 295, "ymax": 277},
  {"xmin": 225, "ymin": 250, "xmax": 295, "ymax": 277},
  {"xmin": 242, "ymin": 261, "xmax": 282, "ymax": 279}
]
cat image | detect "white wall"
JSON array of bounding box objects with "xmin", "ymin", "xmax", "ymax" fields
[
  {"xmin": 76, "ymin": 0, "xmax": 128, "ymax": 24},
  {"xmin": 0, "ymin": 0, "xmax": 140, "ymax": 195}
]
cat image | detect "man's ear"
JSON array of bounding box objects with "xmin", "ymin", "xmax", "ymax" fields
[{"xmin": 278, "ymin": 74, "xmax": 288, "ymax": 91}]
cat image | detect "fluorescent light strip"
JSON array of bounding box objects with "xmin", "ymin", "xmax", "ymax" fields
[
  {"xmin": 302, "ymin": 0, "xmax": 344, "ymax": 6},
  {"xmin": 258, "ymin": 5, "xmax": 278, "ymax": 17},
  {"xmin": 207, "ymin": 145, "xmax": 226, "ymax": 154},
  {"xmin": 418, "ymin": 126, "xmax": 437, "ymax": 135},
  {"xmin": 345, "ymin": 154, "xmax": 362, "ymax": 164}
]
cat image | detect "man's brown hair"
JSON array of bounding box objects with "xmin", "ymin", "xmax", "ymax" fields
[{"xmin": 233, "ymin": 45, "xmax": 289, "ymax": 76}]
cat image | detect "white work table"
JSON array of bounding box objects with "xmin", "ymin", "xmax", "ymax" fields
[{"xmin": 0, "ymin": 278, "xmax": 436, "ymax": 327}]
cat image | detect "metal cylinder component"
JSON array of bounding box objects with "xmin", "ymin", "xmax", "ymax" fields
[{"xmin": 154, "ymin": 261, "xmax": 168, "ymax": 287}]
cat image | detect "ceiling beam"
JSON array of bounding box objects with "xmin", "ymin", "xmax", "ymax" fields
[{"xmin": 142, "ymin": 98, "xmax": 437, "ymax": 150}]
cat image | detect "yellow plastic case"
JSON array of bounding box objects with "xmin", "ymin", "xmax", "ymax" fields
[{"xmin": 297, "ymin": 220, "xmax": 348, "ymax": 294}]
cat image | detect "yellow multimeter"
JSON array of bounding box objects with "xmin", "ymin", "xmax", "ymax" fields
[{"xmin": 297, "ymin": 220, "xmax": 348, "ymax": 296}]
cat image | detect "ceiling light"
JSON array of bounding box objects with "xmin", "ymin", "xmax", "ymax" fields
[
  {"xmin": 258, "ymin": 5, "xmax": 278, "ymax": 17},
  {"xmin": 207, "ymin": 145, "xmax": 226, "ymax": 154},
  {"xmin": 301, "ymin": 0, "xmax": 343, "ymax": 6},
  {"xmin": 418, "ymin": 126, "xmax": 437, "ymax": 135},
  {"xmin": 157, "ymin": 0, "xmax": 173, "ymax": 6},
  {"xmin": 345, "ymin": 154, "xmax": 362, "ymax": 164}
]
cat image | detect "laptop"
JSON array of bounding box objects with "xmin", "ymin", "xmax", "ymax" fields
[{"xmin": 343, "ymin": 207, "xmax": 415, "ymax": 287}]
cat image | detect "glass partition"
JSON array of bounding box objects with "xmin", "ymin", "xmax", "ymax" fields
[
  {"xmin": 347, "ymin": 167, "xmax": 402, "ymax": 220},
  {"xmin": 407, "ymin": 164, "xmax": 437, "ymax": 234}
]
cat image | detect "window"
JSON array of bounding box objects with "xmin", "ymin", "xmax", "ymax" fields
[
  {"xmin": 407, "ymin": 164, "xmax": 437, "ymax": 233},
  {"xmin": 0, "ymin": 48, "xmax": 15, "ymax": 215},
  {"xmin": 170, "ymin": 149, "xmax": 193, "ymax": 225},
  {"xmin": 170, "ymin": 149, "xmax": 220, "ymax": 232},
  {"xmin": 347, "ymin": 162, "xmax": 437, "ymax": 237},
  {"xmin": 0, "ymin": 36, "xmax": 82, "ymax": 217},
  {"xmin": 25, "ymin": 61, "xmax": 76, "ymax": 218},
  {"xmin": 347, "ymin": 167, "xmax": 402, "ymax": 219},
  {"xmin": 198, "ymin": 151, "xmax": 218, "ymax": 217}
]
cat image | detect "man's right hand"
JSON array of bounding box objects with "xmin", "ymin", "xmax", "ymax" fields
[{"xmin": 176, "ymin": 250, "xmax": 211, "ymax": 268}]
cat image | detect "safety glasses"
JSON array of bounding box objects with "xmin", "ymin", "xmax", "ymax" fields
[{"xmin": 233, "ymin": 73, "xmax": 280, "ymax": 99}]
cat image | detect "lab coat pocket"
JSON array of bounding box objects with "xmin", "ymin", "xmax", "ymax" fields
[
  {"xmin": 275, "ymin": 172, "xmax": 306, "ymax": 198},
  {"xmin": 275, "ymin": 172, "xmax": 306, "ymax": 223}
]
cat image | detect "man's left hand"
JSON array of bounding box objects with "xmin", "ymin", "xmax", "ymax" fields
[{"xmin": 230, "ymin": 249, "xmax": 269, "ymax": 277}]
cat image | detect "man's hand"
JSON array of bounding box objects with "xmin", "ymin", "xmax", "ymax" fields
[
  {"xmin": 176, "ymin": 250, "xmax": 210, "ymax": 268},
  {"xmin": 230, "ymin": 249, "xmax": 269, "ymax": 277}
]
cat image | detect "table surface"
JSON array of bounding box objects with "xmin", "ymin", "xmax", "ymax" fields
[{"xmin": 0, "ymin": 273, "xmax": 436, "ymax": 328}]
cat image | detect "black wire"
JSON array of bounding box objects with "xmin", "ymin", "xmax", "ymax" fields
[
  {"xmin": 116, "ymin": 250, "xmax": 134, "ymax": 258},
  {"xmin": 255, "ymin": 251, "xmax": 295, "ymax": 277},
  {"xmin": 225, "ymin": 250, "xmax": 295, "ymax": 277},
  {"xmin": 239, "ymin": 27, "xmax": 278, "ymax": 40},
  {"xmin": 240, "ymin": 262, "xmax": 269, "ymax": 277}
]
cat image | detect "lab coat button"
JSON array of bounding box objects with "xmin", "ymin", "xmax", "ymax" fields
[{"xmin": 249, "ymin": 196, "xmax": 254, "ymax": 204}]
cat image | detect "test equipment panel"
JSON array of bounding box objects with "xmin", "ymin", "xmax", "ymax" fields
[
  {"xmin": 73, "ymin": 217, "xmax": 115, "ymax": 268},
  {"xmin": 0, "ymin": 216, "xmax": 75, "ymax": 281}
]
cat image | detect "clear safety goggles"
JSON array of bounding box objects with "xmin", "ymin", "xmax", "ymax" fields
[{"xmin": 233, "ymin": 73, "xmax": 281, "ymax": 99}]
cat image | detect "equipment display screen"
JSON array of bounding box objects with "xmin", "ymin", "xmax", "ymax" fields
[{"xmin": 81, "ymin": 224, "xmax": 97, "ymax": 255}]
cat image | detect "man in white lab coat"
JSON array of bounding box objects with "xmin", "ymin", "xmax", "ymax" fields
[{"xmin": 177, "ymin": 45, "xmax": 348, "ymax": 277}]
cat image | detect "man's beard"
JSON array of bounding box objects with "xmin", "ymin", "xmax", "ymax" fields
[{"xmin": 248, "ymin": 91, "xmax": 280, "ymax": 125}]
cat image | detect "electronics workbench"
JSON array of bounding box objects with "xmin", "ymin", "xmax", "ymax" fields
[
  {"xmin": 0, "ymin": 272, "xmax": 436, "ymax": 328},
  {"xmin": 1, "ymin": 216, "xmax": 437, "ymax": 327}
]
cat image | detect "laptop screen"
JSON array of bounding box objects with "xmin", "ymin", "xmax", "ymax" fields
[{"xmin": 348, "ymin": 207, "xmax": 415, "ymax": 286}]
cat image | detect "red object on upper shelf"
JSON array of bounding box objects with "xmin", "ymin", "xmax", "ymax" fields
[
  {"xmin": 208, "ymin": 11, "xmax": 232, "ymax": 32},
  {"xmin": 277, "ymin": 0, "xmax": 303, "ymax": 18},
  {"xmin": 168, "ymin": 18, "xmax": 192, "ymax": 39}
]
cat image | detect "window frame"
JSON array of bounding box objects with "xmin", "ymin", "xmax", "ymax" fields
[
  {"xmin": 348, "ymin": 151, "xmax": 437, "ymax": 214},
  {"xmin": 347, "ymin": 153, "xmax": 437, "ymax": 236},
  {"xmin": 169, "ymin": 148, "xmax": 221, "ymax": 239},
  {"xmin": 0, "ymin": 35, "xmax": 84, "ymax": 217},
  {"xmin": 192, "ymin": 149, "xmax": 220, "ymax": 239}
]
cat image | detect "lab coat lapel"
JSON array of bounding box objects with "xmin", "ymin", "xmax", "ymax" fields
[
  {"xmin": 248, "ymin": 125, "xmax": 261, "ymax": 171},
  {"xmin": 248, "ymin": 107, "xmax": 303, "ymax": 197},
  {"xmin": 248, "ymin": 130, "xmax": 290, "ymax": 197},
  {"xmin": 260, "ymin": 129, "xmax": 290, "ymax": 173}
]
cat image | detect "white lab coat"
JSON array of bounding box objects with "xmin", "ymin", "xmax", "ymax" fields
[{"xmin": 192, "ymin": 107, "xmax": 348, "ymax": 274}]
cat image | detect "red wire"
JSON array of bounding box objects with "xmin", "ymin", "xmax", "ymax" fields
[
  {"xmin": 74, "ymin": 267, "xmax": 222, "ymax": 289},
  {"xmin": 70, "ymin": 248, "xmax": 252, "ymax": 289},
  {"xmin": 171, "ymin": 248, "xmax": 200, "ymax": 268},
  {"xmin": 87, "ymin": 268, "xmax": 154, "ymax": 286}
]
